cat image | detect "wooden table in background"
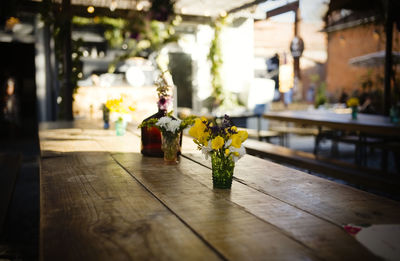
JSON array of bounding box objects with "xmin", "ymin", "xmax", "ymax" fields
[
  {"xmin": 39, "ymin": 121, "xmax": 400, "ymax": 260},
  {"xmin": 263, "ymin": 109, "xmax": 400, "ymax": 137}
]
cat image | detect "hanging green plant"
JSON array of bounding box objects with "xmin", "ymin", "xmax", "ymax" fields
[{"xmin": 208, "ymin": 15, "xmax": 227, "ymax": 108}]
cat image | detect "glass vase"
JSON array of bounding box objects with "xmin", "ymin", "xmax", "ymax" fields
[
  {"xmin": 161, "ymin": 133, "xmax": 180, "ymax": 164},
  {"xmin": 141, "ymin": 109, "xmax": 166, "ymax": 157},
  {"xmin": 141, "ymin": 109, "xmax": 183, "ymax": 157},
  {"xmin": 351, "ymin": 106, "xmax": 358, "ymax": 120},
  {"xmin": 211, "ymin": 153, "xmax": 235, "ymax": 189},
  {"xmin": 115, "ymin": 119, "xmax": 126, "ymax": 136}
]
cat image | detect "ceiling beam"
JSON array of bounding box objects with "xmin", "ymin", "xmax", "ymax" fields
[
  {"xmin": 18, "ymin": 1, "xmax": 211, "ymax": 24},
  {"xmin": 265, "ymin": 0, "xmax": 298, "ymax": 19},
  {"xmin": 228, "ymin": 0, "xmax": 268, "ymax": 14}
]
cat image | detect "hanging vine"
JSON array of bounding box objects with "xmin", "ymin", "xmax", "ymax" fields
[{"xmin": 208, "ymin": 15, "xmax": 226, "ymax": 107}]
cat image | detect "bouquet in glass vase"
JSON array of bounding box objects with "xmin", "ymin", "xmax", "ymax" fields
[
  {"xmin": 105, "ymin": 95, "xmax": 135, "ymax": 136},
  {"xmin": 347, "ymin": 97, "xmax": 359, "ymax": 120},
  {"xmin": 189, "ymin": 115, "xmax": 248, "ymax": 189},
  {"xmin": 140, "ymin": 114, "xmax": 194, "ymax": 164}
]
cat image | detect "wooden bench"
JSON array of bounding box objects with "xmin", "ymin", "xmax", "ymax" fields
[
  {"xmin": 0, "ymin": 153, "xmax": 21, "ymax": 235},
  {"xmin": 244, "ymin": 139, "xmax": 400, "ymax": 198},
  {"xmin": 269, "ymin": 126, "xmax": 319, "ymax": 136},
  {"xmin": 216, "ymin": 114, "xmax": 283, "ymax": 143},
  {"xmin": 269, "ymin": 125, "xmax": 319, "ymax": 147},
  {"xmin": 239, "ymin": 128, "xmax": 282, "ymax": 143}
]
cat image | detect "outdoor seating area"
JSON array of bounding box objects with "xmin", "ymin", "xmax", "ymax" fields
[{"xmin": 1, "ymin": 0, "xmax": 400, "ymax": 261}]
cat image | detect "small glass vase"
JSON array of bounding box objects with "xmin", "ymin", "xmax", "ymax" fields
[
  {"xmin": 161, "ymin": 133, "xmax": 180, "ymax": 164},
  {"xmin": 211, "ymin": 153, "xmax": 235, "ymax": 189},
  {"xmin": 351, "ymin": 106, "xmax": 358, "ymax": 120},
  {"xmin": 115, "ymin": 119, "xmax": 127, "ymax": 136}
]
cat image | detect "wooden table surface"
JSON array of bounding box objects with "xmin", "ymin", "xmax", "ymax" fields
[
  {"xmin": 263, "ymin": 109, "xmax": 400, "ymax": 137},
  {"xmin": 39, "ymin": 121, "xmax": 400, "ymax": 261}
]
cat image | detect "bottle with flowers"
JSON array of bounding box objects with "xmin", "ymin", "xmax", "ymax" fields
[
  {"xmin": 189, "ymin": 115, "xmax": 248, "ymax": 189},
  {"xmin": 140, "ymin": 113, "xmax": 194, "ymax": 163},
  {"xmin": 140, "ymin": 71, "xmax": 174, "ymax": 157},
  {"xmin": 347, "ymin": 97, "xmax": 359, "ymax": 120},
  {"xmin": 105, "ymin": 95, "xmax": 136, "ymax": 136}
]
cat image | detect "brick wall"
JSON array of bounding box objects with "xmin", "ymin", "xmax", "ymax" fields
[{"xmin": 326, "ymin": 23, "xmax": 400, "ymax": 101}]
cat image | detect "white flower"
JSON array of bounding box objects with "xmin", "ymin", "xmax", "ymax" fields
[
  {"xmin": 156, "ymin": 117, "xmax": 182, "ymax": 134},
  {"xmin": 225, "ymin": 139, "xmax": 232, "ymax": 148},
  {"xmin": 229, "ymin": 144, "xmax": 246, "ymax": 162},
  {"xmin": 201, "ymin": 140, "xmax": 213, "ymax": 160},
  {"xmin": 167, "ymin": 119, "xmax": 181, "ymax": 133},
  {"xmin": 156, "ymin": 116, "xmax": 171, "ymax": 128}
]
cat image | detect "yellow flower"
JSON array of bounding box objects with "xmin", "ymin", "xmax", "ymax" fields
[
  {"xmin": 237, "ymin": 130, "xmax": 248, "ymax": 142},
  {"xmin": 231, "ymin": 134, "xmax": 242, "ymax": 148},
  {"xmin": 199, "ymin": 132, "xmax": 210, "ymax": 146},
  {"xmin": 105, "ymin": 96, "xmax": 135, "ymax": 113},
  {"xmin": 347, "ymin": 97, "xmax": 359, "ymax": 107},
  {"xmin": 211, "ymin": 136, "xmax": 224, "ymax": 150},
  {"xmin": 225, "ymin": 148, "xmax": 230, "ymax": 155},
  {"xmin": 189, "ymin": 117, "xmax": 208, "ymax": 140}
]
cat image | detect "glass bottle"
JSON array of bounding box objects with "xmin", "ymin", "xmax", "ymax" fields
[
  {"xmin": 140, "ymin": 108, "xmax": 166, "ymax": 157},
  {"xmin": 140, "ymin": 108, "xmax": 183, "ymax": 157}
]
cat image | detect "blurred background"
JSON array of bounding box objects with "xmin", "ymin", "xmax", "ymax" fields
[{"xmin": 1, "ymin": 0, "xmax": 398, "ymax": 131}]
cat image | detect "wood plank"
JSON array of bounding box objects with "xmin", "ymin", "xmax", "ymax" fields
[
  {"xmin": 243, "ymin": 139, "xmax": 400, "ymax": 196},
  {"xmin": 40, "ymin": 152, "xmax": 222, "ymax": 261},
  {"xmin": 112, "ymin": 153, "xmax": 324, "ymax": 261},
  {"xmin": 0, "ymin": 153, "xmax": 21, "ymax": 234},
  {"xmin": 263, "ymin": 110, "xmax": 400, "ymax": 137},
  {"xmin": 170, "ymin": 153, "xmax": 381, "ymax": 260},
  {"xmin": 184, "ymin": 153, "xmax": 400, "ymax": 226}
]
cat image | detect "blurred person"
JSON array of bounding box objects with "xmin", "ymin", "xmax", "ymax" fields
[
  {"xmin": 306, "ymin": 84, "xmax": 315, "ymax": 104},
  {"xmin": 339, "ymin": 90, "xmax": 348, "ymax": 104},
  {"xmin": 2, "ymin": 77, "xmax": 20, "ymax": 137}
]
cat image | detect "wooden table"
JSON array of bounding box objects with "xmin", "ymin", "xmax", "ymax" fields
[
  {"xmin": 263, "ymin": 109, "xmax": 400, "ymax": 137},
  {"xmin": 39, "ymin": 121, "xmax": 400, "ymax": 260}
]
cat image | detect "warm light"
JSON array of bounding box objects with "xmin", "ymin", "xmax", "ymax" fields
[
  {"xmin": 5, "ymin": 17, "xmax": 20, "ymax": 30},
  {"xmin": 110, "ymin": 0, "xmax": 117, "ymax": 11},
  {"xmin": 172, "ymin": 15, "xmax": 182, "ymax": 26},
  {"xmin": 136, "ymin": 2, "xmax": 144, "ymax": 11},
  {"xmin": 87, "ymin": 6, "xmax": 95, "ymax": 13}
]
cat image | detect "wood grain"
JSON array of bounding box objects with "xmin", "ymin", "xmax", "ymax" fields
[
  {"xmin": 171, "ymin": 153, "xmax": 380, "ymax": 261},
  {"xmin": 40, "ymin": 152, "xmax": 222, "ymax": 261},
  {"xmin": 113, "ymin": 153, "xmax": 322, "ymax": 261},
  {"xmin": 263, "ymin": 110, "xmax": 400, "ymax": 137},
  {"xmin": 39, "ymin": 122, "xmax": 397, "ymax": 261},
  {"xmin": 0, "ymin": 153, "xmax": 21, "ymax": 234},
  {"xmin": 184, "ymin": 153, "xmax": 400, "ymax": 225}
]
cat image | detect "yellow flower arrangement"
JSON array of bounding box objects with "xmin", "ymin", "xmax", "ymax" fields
[
  {"xmin": 105, "ymin": 95, "xmax": 135, "ymax": 122},
  {"xmin": 347, "ymin": 97, "xmax": 359, "ymax": 107},
  {"xmin": 189, "ymin": 115, "xmax": 248, "ymax": 163}
]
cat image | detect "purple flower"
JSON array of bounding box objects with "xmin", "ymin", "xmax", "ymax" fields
[{"xmin": 157, "ymin": 96, "xmax": 171, "ymax": 110}]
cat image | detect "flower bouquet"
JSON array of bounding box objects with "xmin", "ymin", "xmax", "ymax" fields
[
  {"xmin": 140, "ymin": 114, "xmax": 194, "ymax": 163},
  {"xmin": 347, "ymin": 97, "xmax": 359, "ymax": 120},
  {"xmin": 189, "ymin": 115, "xmax": 248, "ymax": 189},
  {"xmin": 105, "ymin": 95, "xmax": 135, "ymax": 136},
  {"xmin": 140, "ymin": 71, "xmax": 173, "ymax": 157}
]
